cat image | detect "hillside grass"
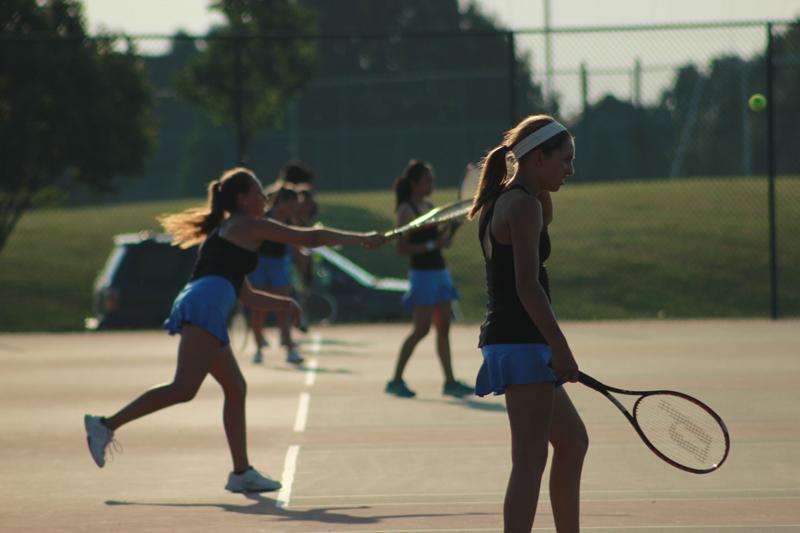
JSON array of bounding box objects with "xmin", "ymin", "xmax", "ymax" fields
[{"xmin": 1, "ymin": 177, "xmax": 797, "ymax": 331}]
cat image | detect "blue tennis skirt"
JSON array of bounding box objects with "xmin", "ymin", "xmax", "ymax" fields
[
  {"xmin": 475, "ymin": 343, "xmax": 563, "ymax": 397},
  {"xmin": 248, "ymin": 253, "xmax": 292, "ymax": 288},
  {"xmin": 402, "ymin": 268, "xmax": 460, "ymax": 310},
  {"xmin": 163, "ymin": 276, "xmax": 237, "ymax": 346}
]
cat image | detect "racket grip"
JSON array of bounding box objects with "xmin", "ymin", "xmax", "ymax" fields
[{"xmin": 577, "ymin": 371, "xmax": 607, "ymax": 391}]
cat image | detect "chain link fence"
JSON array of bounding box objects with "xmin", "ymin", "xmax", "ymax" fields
[{"xmin": 3, "ymin": 21, "xmax": 798, "ymax": 322}]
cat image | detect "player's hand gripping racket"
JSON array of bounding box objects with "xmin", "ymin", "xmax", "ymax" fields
[{"xmin": 578, "ymin": 371, "xmax": 730, "ymax": 474}]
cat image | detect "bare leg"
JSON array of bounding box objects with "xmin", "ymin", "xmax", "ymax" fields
[
  {"xmin": 208, "ymin": 346, "xmax": 250, "ymax": 472},
  {"xmin": 249, "ymin": 306, "xmax": 267, "ymax": 348},
  {"xmin": 503, "ymin": 383, "xmax": 556, "ymax": 532},
  {"xmin": 549, "ymin": 387, "xmax": 589, "ymax": 533},
  {"xmin": 432, "ymin": 302, "xmax": 455, "ymax": 382},
  {"xmin": 270, "ymin": 285, "xmax": 294, "ymax": 350},
  {"xmin": 104, "ymin": 325, "xmax": 222, "ymax": 431},
  {"xmin": 392, "ymin": 305, "xmax": 434, "ymax": 381}
]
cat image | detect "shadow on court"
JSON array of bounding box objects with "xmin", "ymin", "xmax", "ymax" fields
[
  {"xmin": 260, "ymin": 363, "xmax": 357, "ymax": 375},
  {"xmin": 417, "ymin": 396, "xmax": 507, "ymax": 413},
  {"xmin": 105, "ymin": 494, "xmax": 490, "ymax": 525}
]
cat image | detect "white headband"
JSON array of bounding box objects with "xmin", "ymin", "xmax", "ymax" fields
[{"xmin": 510, "ymin": 121, "xmax": 567, "ymax": 160}]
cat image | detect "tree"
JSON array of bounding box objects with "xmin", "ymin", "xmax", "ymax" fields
[
  {"xmin": 569, "ymin": 95, "xmax": 674, "ymax": 181},
  {"xmin": 175, "ymin": 0, "xmax": 317, "ymax": 164},
  {"xmin": 0, "ymin": 0, "xmax": 155, "ymax": 251},
  {"xmin": 657, "ymin": 20, "xmax": 800, "ymax": 178},
  {"xmin": 284, "ymin": 0, "xmax": 546, "ymax": 188}
]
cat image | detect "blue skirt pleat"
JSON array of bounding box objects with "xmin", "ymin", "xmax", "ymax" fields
[
  {"xmin": 475, "ymin": 343, "xmax": 563, "ymax": 396},
  {"xmin": 402, "ymin": 268, "xmax": 460, "ymax": 310},
  {"xmin": 163, "ymin": 276, "xmax": 237, "ymax": 346}
]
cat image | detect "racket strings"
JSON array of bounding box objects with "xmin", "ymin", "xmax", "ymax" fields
[{"xmin": 635, "ymin": 394, "xmax": 727, "ymax": 471}]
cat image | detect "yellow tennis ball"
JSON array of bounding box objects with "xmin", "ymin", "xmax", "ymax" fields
[{"xmin": 748, "ymin": 93, "xmax": 767, "ymax": 112}]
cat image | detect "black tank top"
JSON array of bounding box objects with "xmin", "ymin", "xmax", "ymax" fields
[
  {"xmin": 190, "ymin": 228, "xmax": 258, "ymax": 294},
  {"xmin": 258, "ymin": 210, "xmax": 289, "ymax": 258},
  {"xmin": 406, "ymin": 202, "xmax": 446, "ymax": 270},
  {"xmin": 478, "ymin": 184, "xmax": 552, "ymax": 346}
]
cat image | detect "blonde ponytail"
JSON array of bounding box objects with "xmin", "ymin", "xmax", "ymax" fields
[
  {"xmin": 469, "ymin": 144, "xmax": 509, "ymax": 219},
  {"xmin": 159, "ymin": 168, "xmax": 256, "ymax": 248}
]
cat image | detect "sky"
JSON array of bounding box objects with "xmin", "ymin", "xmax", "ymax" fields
[
  {"xmin": 81, "ymin": 0, "xmax": 799, "ymax": 35},
  {"xmin": 80, "ymin": 0, "xmax": 800, "ymax": 116}
]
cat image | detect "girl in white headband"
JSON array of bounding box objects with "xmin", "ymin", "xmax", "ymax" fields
[{"xmin": 470, "ymin": 115, "xmax": 586, "ymax": 532}]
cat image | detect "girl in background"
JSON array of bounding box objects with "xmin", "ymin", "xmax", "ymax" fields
[
  {"xmin": 385, "ymin": 160, "xmax": 472, "ymax": 399},
  {"xmin": 247, "ymin": 184, "xmax": 302, "ymax": 364}
]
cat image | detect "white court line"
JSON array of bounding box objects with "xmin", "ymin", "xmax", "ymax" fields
[
  {"xmin": 304, "ymin": 357, "xmax": 319, "ymax": 387},
  {"xmin": 310, "ymin": 332, "xmax": 322, "ymax": 353},
  {"xmin": 304, "ymin": 526, "xmax": 800, "ymax": 533},
  {"xmin": 289, "ymin": 486, "xmax": 800, "ymax": 501},
  {"xmin": 279, "ymin": 335, "xmax": 321, "ymax": 508},
  {"xmin": 293, "ymin": 392, "xmax": 310, "ymax": 432},
  {"xmin": 303, "ymin": 526, "xmax": 800, "ymax": 533},
  {"xmin": 275, "ymin": 444, "xmax": 300, "ymax": 509},
  {"xmin": 288, "ymin": 494, "xmax": 800, "ymax": 510}
]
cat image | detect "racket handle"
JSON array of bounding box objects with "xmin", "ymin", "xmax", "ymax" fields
[{"xmin": 577, "ymin": 371, "xmax": 607, "ymax": 392}]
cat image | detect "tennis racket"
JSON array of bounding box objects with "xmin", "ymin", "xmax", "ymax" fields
[
  {"xmin": 578, "ymin": 371, "xmax": 730, "ymax": 474},
  {"xmin": 383, "ymin": 198, "xmax": 472, "ymax": 239},
  {"xmin": 447, "ymin": 163, "xmax": 481, "ymax": 237}
]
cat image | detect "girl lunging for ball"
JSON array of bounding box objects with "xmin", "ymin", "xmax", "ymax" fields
[{"xmin": 84, "ymin": 168, "xmax": 383, "ymax": 493}]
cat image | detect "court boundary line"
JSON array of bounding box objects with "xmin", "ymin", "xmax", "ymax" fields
[
  {"xmin": 293, "ymin": 392, "xmax": 311, "ymax": 432},
  {"xmin": 288, "ymin": 486, "xmax": 800, "ymax": 501},
  {"xmin": 286, "ymin": 494, "xmax": 800, "ymax": 509},
  {"xmin": 275, "ymin": 444, "xmax": 299, "ymax": 508},
  {"xmin": 277, "ymin": 346, "xmax": 321, "ymax": 509},
  {"xmin": 301, "ymin": 526, "xmax": 800, "ymax": 533}
]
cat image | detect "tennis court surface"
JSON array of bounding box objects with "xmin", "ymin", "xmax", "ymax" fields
[{"xmin": 1, "ymin": 320, "xmax": 798, "ymax": 532}]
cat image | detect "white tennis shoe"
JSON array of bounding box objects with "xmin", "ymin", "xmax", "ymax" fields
[
  {"xmin": 84, "ymin": 414, "xmax": 114, "ymax": 468},
  {"xmin": 225, "ymin": 467, "xmax": 282, "ymax": 493}
]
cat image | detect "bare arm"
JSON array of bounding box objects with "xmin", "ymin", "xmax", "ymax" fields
[
  {"xmin": 507, "ymin": 195, "xmax": 578, "ymax": 381},
  {"xmin": 246, "ymin": 217, "xmax": 383, "ymax": 250},
  {"xmin": 239, "ymin": 279, "xmax": 301, "ymax": 323}
]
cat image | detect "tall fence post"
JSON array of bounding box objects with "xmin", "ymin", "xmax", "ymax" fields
[
  {"xmin": 580, "ymin": 62, "xmax": 588, "ymax": 113},
  {"xmin": 508, "ymin": 31, "xmax": 517, "ymax": 125},
  {"xmin": 765, "ymin": 22, "xmax": 779, "ymax": 319},
  {"xmin": 233, "ymin": 36, "xmax": 246, "ymax": 165}
]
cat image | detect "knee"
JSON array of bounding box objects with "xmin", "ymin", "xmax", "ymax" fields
[
  {"xmin": 410, "ymin": 326, "xmax": 430, "ymax": 341},
  {"xmin": 512, "ymin": 446, "xmax": 549, "ymax": 478},
  {"xmin": 556, "ymin": 423, "xmax": 589, "ymax": 461},
  {"xmin": 170, "ymin": 382, "xmax": 200, "ymax": 403},
  {"xmin": 227, "ymin": 378, "xmax": 247, "ymax": 402}
]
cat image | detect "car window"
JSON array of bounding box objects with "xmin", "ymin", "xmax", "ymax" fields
[
  {"xmin": 114, "ymin": 245, "xmax": 193, "ymax": 285},
  {"xmin": 96, "ymin": 246, "xmax": 126, "ymax": 288}
]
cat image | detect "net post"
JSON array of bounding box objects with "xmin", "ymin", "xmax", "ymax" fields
[{"xmin": 765, "ymin": 22, "xmax": 779, "ymax": 319}]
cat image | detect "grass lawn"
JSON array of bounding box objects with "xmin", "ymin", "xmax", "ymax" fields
[{"xmin": 1, "ymin": 176, "xmax": 797, "ymax": 331}]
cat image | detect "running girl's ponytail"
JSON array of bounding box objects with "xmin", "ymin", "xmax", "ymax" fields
[
  {"xmin": 200, "ymin": 180, "xmax": 226, "ymax": 236},
  {"xmin": 159, "ymin": 167, "xmax": 256, "ymax": 248},
  {"xmin": 469, "ymin": 144, "xmax": 509, "ymax": 219},
  {"xmin": 394, "ymin": 160, "xmax": 430, "ymax": 210}
]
